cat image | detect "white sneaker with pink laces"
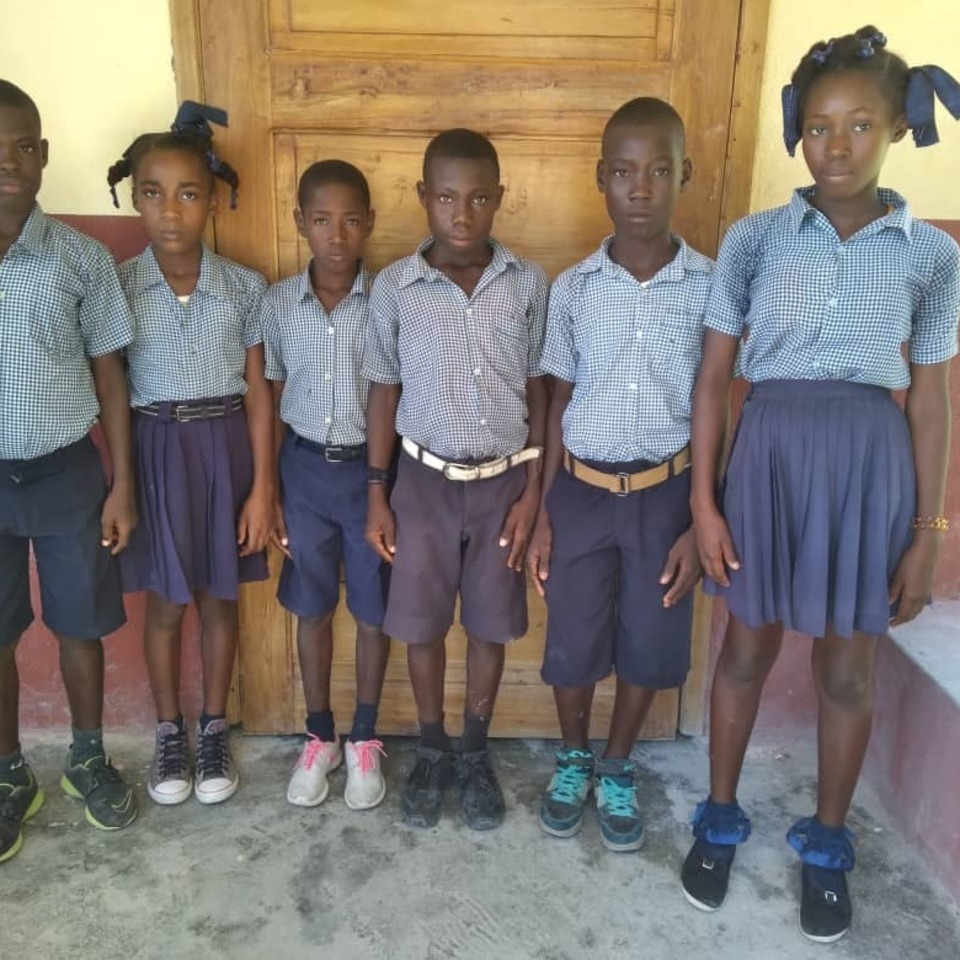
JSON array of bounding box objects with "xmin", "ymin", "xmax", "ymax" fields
[
  {"xmin": 286, "ymin": 735, "xmax": 342, "ymax": 807},
  {"xmin": 343, "ymin": 739, "xmax": 387, "ymax": 811}
]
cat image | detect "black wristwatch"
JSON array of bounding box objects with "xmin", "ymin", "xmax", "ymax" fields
[{"xmin": 367, "ymin": 467, "xmax": 390, "ymax": 484}]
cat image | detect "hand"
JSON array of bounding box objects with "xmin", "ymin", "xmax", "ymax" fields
[
  {"xmin": 366, "ymin": 488, "xmax": 397, "ymax": 564},
  {"xmin": 237, "ymin": 484, "xmax": 274, "ymax": 556},
  {"xmin": 888, "ymin": 529, "xmax": 941, "ymax": 626},
  {"xmin": 527, "ymin": 510, "xmax": 553, "ymax": 598},
  {"xmin": 271, "ymin": 497, "xmax": 291, "ymax": 559},
  {"xmin": 100, "ymin": 481, "xmax": 137, "ymax": 555},
  {"xmin": 659, "ymin": 526, "xmax": 702, "ymax": 608},
  {"xmin": 499, "ymin": 485, "xmax": 539, "ymax": 571},
  {"xmin": 692, "ymin": 504, "xmax": 740, "ymax": 587}
]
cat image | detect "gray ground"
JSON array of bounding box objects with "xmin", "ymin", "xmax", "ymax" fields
[{"xmin": 2, "ymin": 734, "xmax": 958, "ymax": 960}]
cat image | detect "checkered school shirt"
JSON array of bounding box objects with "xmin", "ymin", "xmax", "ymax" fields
[
  {"xmin": 363, "ymin": 238, "xmax": 548, "ymax": 460},
  {"xmin": 119, "ymin": 246, "xmax": 266, "ymax": 407},
  {"xmin": 541, "ymin": 236, "xmax": 713, "ymax": 463},
  {"xmin": 0, "ymin": 206, "xmax": 133, "ymax": 460},
  {"xmin": 706, "ymin": 188, "xmax": 960, "ymax": 389},
  {"xmin": 262, "ymin": 262, "xmax": 372, "ymax": 446}
]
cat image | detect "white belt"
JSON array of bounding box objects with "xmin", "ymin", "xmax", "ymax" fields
[{"xmin": 401, "ymin": 436, "xmax": 542, "ymax": 482}]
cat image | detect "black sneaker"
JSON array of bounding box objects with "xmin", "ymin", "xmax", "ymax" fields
[
  {"xmin": 61, "ymin": 750, "xmax": 137, "ymax": 831},
  {"xmin": 400, "ymin": 746, "xmax": 455, "ymax": 828},
  {"xmin": 0, "ymin": 759, "xmax": 44, "ymax": 865},
  {"xmin": 800, "ymin": 863, "xmax": 852, "ymax": 943},
  {"xmin": 458, "ymin": 749, "xmax": 505, "ymax": 831},
  {"xmin": 681, "ymin": 838, "xmax": 737, "ymax": 911}
]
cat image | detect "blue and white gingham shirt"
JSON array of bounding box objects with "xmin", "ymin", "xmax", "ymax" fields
[
  {"xmin": 262, "ymin": 262, "xmax": 372, "ymax": 446},
  {"xmin": 119, "ymin": 246, "xmax": 267, "ymax": 407},
  {"xmin": 363, "ymin": 238, "xmax": 548, "ymax": 460},
  {"xmin": 0, "ymin": 205, "xmax": 133, "ymax": 460},
  {"xmin": 706, "ymin": 188, "xmax": 960, "ymax": 388},
  {"xmin": 542, "ymin": 236, "xmax": 713, "ymax": 463}
]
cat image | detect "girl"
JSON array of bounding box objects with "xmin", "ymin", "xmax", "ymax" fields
[
  {"xmin": 680, "ymin": 27, "xmax": 960, "ymax": 943},
  {"xmin": 108, "ymin": 103, "xmax": 273, "ymax": 806}
]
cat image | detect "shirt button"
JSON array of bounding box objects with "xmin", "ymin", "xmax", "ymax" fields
[
  {"xmin": 324, "ymin": 373, "xmax": 331, "ymax": 380},
  {"xmin": 473, "ymin": 367, "xmax": 481, "ymax": 376},
  {"xmin": 628, "ymin": 382, "xmax": 638, "ymax": 391},
  {"xmin": 479, "ymin": 418, "xmax": 487, "ymax": 426},
  {"xmin": 466, "ymin": 308, "xmax": 473, "ymax": 318},
  {"xmin": 827, "ymin": 298, "xmax": 837, "ymax": 308},
  {"xmin": 324, "ymin": 416, "xmax": 332, "ymax": 424},
  {"xmin": 327, "ymin": 326, "xmax": 335, "ymax": 335},
  {"xmin": 0, "ymin": 291, "xmax": 5, "ymax": 300}
]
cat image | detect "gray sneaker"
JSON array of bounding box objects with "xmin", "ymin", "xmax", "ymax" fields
[
  {"xmin": 148, "ymin": 721, "xmax": 192, "ymax": 806},
  {"xmin": 195, "ymin": 719, "xmax": 238, "ymax": 805}
]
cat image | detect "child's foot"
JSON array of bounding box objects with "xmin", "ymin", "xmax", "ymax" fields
[
  {"xmin": 594, "ymin": 757, "xmax": 643, "ymax": 851},
  {"xmin": 799, "ymin": 864, "xmax": 852, "ymax": 943},
  {"xmin": 680, "ymin": 839, "xmax": 737, "ymax": 911},
  {"xmin": 400, "ymin": 746, "xmax": 455, "ymax": 828},
  {"xmin": 539, "ymin": 748, "xmax": 593, "ymax": 838},
  {"xmin": 148, "ymin": 720, "xmax": 192, "ymax": 806},
  {"xmin": 344, "ymin": 739, "xmax": 387, "ymax": 811},
  {"xmin": 287, "ymin": 735, "xmax": 342, "ymax": 807},
  {"xmin": 0, "ymin": 759, "xmax": 44, "ymax": 864},
  {"xmin": 194, "ymin": 718, "xmax": 238, "ymax": 805},
  {"xmin": 61, "ymin": 750, "xmax": 137, "ymax": 830},
  {"xmin": 458, "ymin": 749, "xmax": 505, "ymax": 831}
]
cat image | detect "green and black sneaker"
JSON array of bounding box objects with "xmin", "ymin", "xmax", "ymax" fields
[
  {"xmin": 61, "ymin": 749, "xmax": 137, "ymax": 831},
  {"xmin": 0, "ymin": 759, "xmax": 44, "ymax": 864}
]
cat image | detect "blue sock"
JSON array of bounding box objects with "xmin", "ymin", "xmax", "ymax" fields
[
  {"xmin": 349, "ymin": 702, "xmax": 379, "ymax": 742},
  {"xmin": 306, "ymin": 710, "xmax": 336, "ymax": 742}
]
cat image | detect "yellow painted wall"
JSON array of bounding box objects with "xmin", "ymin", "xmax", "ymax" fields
[
  {"xmin": 0, "ymin": 0, "xmax": 177, "ymax": 216},
  {"xmin": 752, "ymin": 0, "xmax": 960, "ymax": 219}
]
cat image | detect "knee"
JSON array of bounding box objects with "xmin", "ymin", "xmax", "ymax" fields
[
  {"xmin": 150, "ymin": 599, "xmax": 188, "ymax": 632},
  {"xmin": 718, "ymin": 642, "xmax": 776, "ymax": 685},
  {"xmin": 299, "ymin": 611, "xmax": 335, "ymax": 633},
  {"xmin": 819, "ymin": 660, "xmax": 873, "ymax": 711}
]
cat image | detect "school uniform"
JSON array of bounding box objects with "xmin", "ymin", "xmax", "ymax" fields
[
  {"xmin": 363, "ymin": 237, "xmax": 548, "ymax": 645},
  {"xmin": 262, "ymin": 261, "xmax": 387, "ymax": 625},
  {"xmin": 118, "ymin": 245, "xmax": 269, "ymax": 605},
  {"xmin": 0, "ymin": 205, "xmax": 132, "ymax": 643},
  {"xmin": 705, "ymin": 187, "xmax": 960, "ymax": 640},
  {"xmin": 539, "ymin": 236, "xmax": 713, "ymax": 689}
]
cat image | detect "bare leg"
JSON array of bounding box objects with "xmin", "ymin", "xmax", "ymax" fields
[
  {"xmin": 195, "ymin": 591, "xmax": 239, "ymax": 717},
  {"xmin": 464, "ymin": 633, "xmax": 505, "ymax": 720},
  {"xmin": 407, "ymin": 636, "xmax": 447, "ymax": 725},
  {"xmin": 553, "ymin": 684, "xmax": 595, "ymax": 750},
  {"xmin": 605, "ymin": 679, "xmax": 657, "ymax": 759},
  {"xmin": 57, "ymin": 634, "xmax": 104, "ymax": 731},
  {"xmin": 355, "ymin": 618, "xmax": 389, "ymax": 707},
  {"xmin": 144, "ymin": 591, "xmax": 187, "ymax": 721},
  {"xmin": 296, "ymin": 611, "xmax": 335, "ymax": 713},
  {"xmin": 0, "ymin": 643, "xmax": 20, "ymax": 755}
]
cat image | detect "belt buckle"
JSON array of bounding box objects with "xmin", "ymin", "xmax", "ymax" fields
[
  {"xmin": 443, "ymin": 462, "xmax": 479, "ymax": 482},
  {"xmin": 616, "ymin": 472, "xmax": 631, "ymax": 497},
  {"xmin": 324, "ymin": 446, "xmax": 345, "ymax": 463}
]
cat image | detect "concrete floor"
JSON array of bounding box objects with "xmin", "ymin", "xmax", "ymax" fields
[{"xmin": 2, "ymin": 734, "xmax": 958, "ymax": 960}]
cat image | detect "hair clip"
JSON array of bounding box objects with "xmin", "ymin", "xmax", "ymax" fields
[
  {"xmin": 905, "ymin": 64, "xmax": 960, "ymax": 147},
  {"xmin": 809, "ymin": 39, "xmax": 835, "ymax": 66}
]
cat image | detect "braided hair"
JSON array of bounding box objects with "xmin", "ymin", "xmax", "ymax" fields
[{"xmin": 107, "ymin": 101, "xmax": 240, "ymax": 209}]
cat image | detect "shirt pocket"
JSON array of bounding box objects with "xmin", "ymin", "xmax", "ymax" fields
[
  {"xmin": 30, "ymin": 280, "xmax": 84, "ymax": 360},
  {"xmin": 493, "ymin": 305, "xmax": 530, "ymax": 375},
  {"xmin": 654, "ymin": 309, "xmax": 702, "ymax": 418}
]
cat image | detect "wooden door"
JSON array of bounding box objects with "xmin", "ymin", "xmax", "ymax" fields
[{"xmin": 173, "ymin": 0, "xmax": 768, "ymax": 735}]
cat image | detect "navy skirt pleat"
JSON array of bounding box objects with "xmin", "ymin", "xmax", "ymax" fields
[{"xmin": 705, "ymin": 380, "xmax": 915, "ymax": 639}]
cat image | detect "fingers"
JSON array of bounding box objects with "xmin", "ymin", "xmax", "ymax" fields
[
  {"xmin": 527, "ymin": 545, "xmax": 550, "ymax": 598},
  {"xmin": 271, "ymin": 528, "xmax": 292, "ymax": 559},
  {"xmin": 369, "ymin": 534, "xmax": 395, "ymax": 565},
  {"xmin": 662, "ymin": 561, "xmax": 699, "ymax": 607},
  {"xmin": 110, "ymin": 520, "xmax": 134, "ymax": 555}
]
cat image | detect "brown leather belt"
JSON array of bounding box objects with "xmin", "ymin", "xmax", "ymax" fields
[{"xmin": 563, "ymin": 446, "xmax": 690, "ymax": 496}]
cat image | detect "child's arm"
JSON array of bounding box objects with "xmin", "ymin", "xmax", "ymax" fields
[
  {"xmin": 91, "ymin": 351, "xmax": 137, "ymax": 554},
  {"xmin": 365, "ymin": 382, "xmax": 401, "ymax": 563},
  {"xmin": 889, "ymin": 360, "xmax": 952, "ymax": 624},
  {"xmin": 269, "ymin": 379, "xmax": 290, "ymax": 557},
  {"xmin": 238, "ymin": 343, "xmax": 275, "ymax": 556}
]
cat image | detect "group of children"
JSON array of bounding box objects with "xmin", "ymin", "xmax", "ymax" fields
[{"xmin": 0, "ymin": 22, "xmax": 957, "ymax": 946}]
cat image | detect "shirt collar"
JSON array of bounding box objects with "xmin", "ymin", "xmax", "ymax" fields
[
  {"xmin": 8, "ymin": 204, "xmax": 48, "ymax": 256},
  {"xmin": 297, "ymin": 259, "xmax": 371, "ymax": 302},
  {"xmin": 398, "ymin": 236, "xmax": 517, "ymax": 288},
  {"xmin": 789, "ymin": 186, "xmax": 914, "ymax": 239},
  {"xmin": 129, "ymin": 245, "xmax": 232, "ymax": 299},
  {"xmin": 577, "ymin": 234, "xmax": 711, "ymax": 283}
]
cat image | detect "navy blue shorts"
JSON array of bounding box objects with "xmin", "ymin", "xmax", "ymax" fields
[
  {"xmin": 277, "ymin": 432, "xmax": 388, "ymax": 626},
  {"xmin": 0, "ymin": 435, "xmax": 126, "ymax": 646},
  {"xmin": 541, "ymin": 461, "xmax": 694, "ymax": 689}
]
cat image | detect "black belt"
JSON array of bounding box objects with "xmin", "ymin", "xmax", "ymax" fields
[
  {"xmin": 293, "ymin": 434, "xmax": 367, "ymax": 463},
  {"xmin": 136, "ymin": 397, "xmax": 243, "ymax": 422}
]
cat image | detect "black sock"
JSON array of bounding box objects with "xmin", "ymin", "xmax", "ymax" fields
[
  {"xmin": 70, "ymin": 727, "xmax": 104, "ymax": 763},
  {"xmin": 349, "ymin": 702, "xmax": 379, "ymax": 743},
  {"xmin": 461, "ymin": 713, "xmax": 491, "ymax": 754},
  {"xmin": 419, "ymin": 716, "xmax": 453, "ymax": 753},
  {"xmin": 306, "ymin": 710, "xmax": 336, "ymax": 742},
  {"xmin": 0, "ymin": 746, "xmax": 24, "ymax": 772},
  {"xmin": 198, "ymin": 713, "xmax": 225, "ymax": 733}
]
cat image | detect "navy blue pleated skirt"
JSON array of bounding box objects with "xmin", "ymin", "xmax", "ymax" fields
[
  {"xmin": 120, "ymin": 399, "xmax": 269, "ymax": 605},
  {"xmin": 705, "ymin": 380, "xmax": 915, "ymax": 639}
]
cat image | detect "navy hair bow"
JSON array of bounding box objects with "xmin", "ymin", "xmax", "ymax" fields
[
  {"xmin": 905, "ymin": 65, "xmax": 960, "ymax": 147},
  {"xmin": 170, "ymin": 100, "xmax": 237, "ymax": 208}
]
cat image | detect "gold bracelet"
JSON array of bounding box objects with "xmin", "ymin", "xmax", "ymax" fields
[{"xmin": 913, "ymin": 515, "xmax": 950, "ymax": 531}]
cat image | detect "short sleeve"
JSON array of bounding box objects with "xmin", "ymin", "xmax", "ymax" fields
[
  {"xmin": 525, "ymin": 264, "xmax": 549, "ymax": 377},
  {"xmin": 703, "ymin": 217, "xmax": 756, "ymax": 339},
  {"xmin": 909, "ymin": 236, "xmax": 960, "ymax": 365},
  {"xmin": 78, "ymin": 246, "xmax": 134, "ymax": 357},
  {"xmin": 539, "ymin": 270, "xmax": 577, "ymax": 382},
  {"xmin": 242, "ymin": 272, "xmax": 268, "ymax": 349},
  {"xmin": 363, "ymin": 271, "xmax": 402, "ymax": 384},
  {"xmin": 260, "ymin": 290, "xmax": 286, "ymax": 381}
]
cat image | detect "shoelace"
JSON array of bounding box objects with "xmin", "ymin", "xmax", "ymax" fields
[
  {"xmin": 350, "ymin": 740, "xmax": 386, "ymax": 774},
  {"xmin": 79, "ymin": 755, "xmax": 122, "ymax": 789},
  {"xmin": 297, "ymin": 734, "xmax": 335, "ymax": 772},
  {"xmin": 198, "ymin": 730, "xmax": 229, "ymax": 778},
  {"xmin": 410, "ymin": 754, "xmax": 448, "ymax": 792},
  {"xmin": 461, "ymin": 755, "xmax": 499, "ymax": 798},
  {"xmin": 548, "ymin": 762, "xmax": 591, "ymax": 805},
  {"xmin": 156, "ymin": 731, "xmax": 188, "ymax": 779},
  {"xmin": 599, "ymin": 776, "xmax": 638, "ymax": 817}
]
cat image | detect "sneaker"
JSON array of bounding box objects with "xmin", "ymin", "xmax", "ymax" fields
[
  {"xmin": 800, "ymin": 864, "xmax": 852, "ymax": 943},
  {"xmin": 287, "ymin": 735, "xmax": 342, "ymax": 807},
  {"xmin": 61, "ymin": 749, "xmax": 137, "ymax": 830},
  {"xmin": 594, "ymin": 758, "xmax": 643, "ymax": 852},
  {"xmin": 400, "ymin": 746, "xmax": 455, "ymax": 828},
  {"xmin": 344, "ymin": 739, "xmax": 387, "ymax": 811},
  {"xmin": 681, "ymin": 838, "xmax": 737, "ymax": 911},
  {"xmin": 194, "ymin": 718, "xmax": 238, "ymax": 805},
  {"xmin": 539, "ymin": 748, "xmax": 593, "ymax": 838},
  {"xmin": 0, "ymin": 759, "xmax": 44, "ymax": 864},
  {"xmin": 148, "ymin": 721, "xmax": 192, "ymax": 806},
  {"xmin": 458, "ymin": 749, "xmax": 505, "ymax": 831}
]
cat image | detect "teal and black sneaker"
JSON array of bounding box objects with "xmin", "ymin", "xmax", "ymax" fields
[
  {"xmin": 0, "ymin": 758, "xmax": 44, "ymax": 864},
  {"xmin": 539, "ymin": 748, "xmax": 594, "ymax": 838},
  {"xmin": 595, "ymin": 757, "xmax": 644, "ymax": 852},
  {"xmin": 61, "ymin": 749, "xmax": 137, "ymax": 831}
]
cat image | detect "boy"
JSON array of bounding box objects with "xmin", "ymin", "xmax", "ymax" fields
[
  {"xmin": 262, "ymin": 160, "xmax": 390, "ymax": 810},
  {"xmin": 528, "ymin": 98, "xmax": 709, "ymax": 851},
  {"xmin": 364, "ymin": 129, "xmax": 548, "ymax": 830},
  {"xmin": 0, "ymin": 80, "xmax": 138, "ymax": 863}
]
